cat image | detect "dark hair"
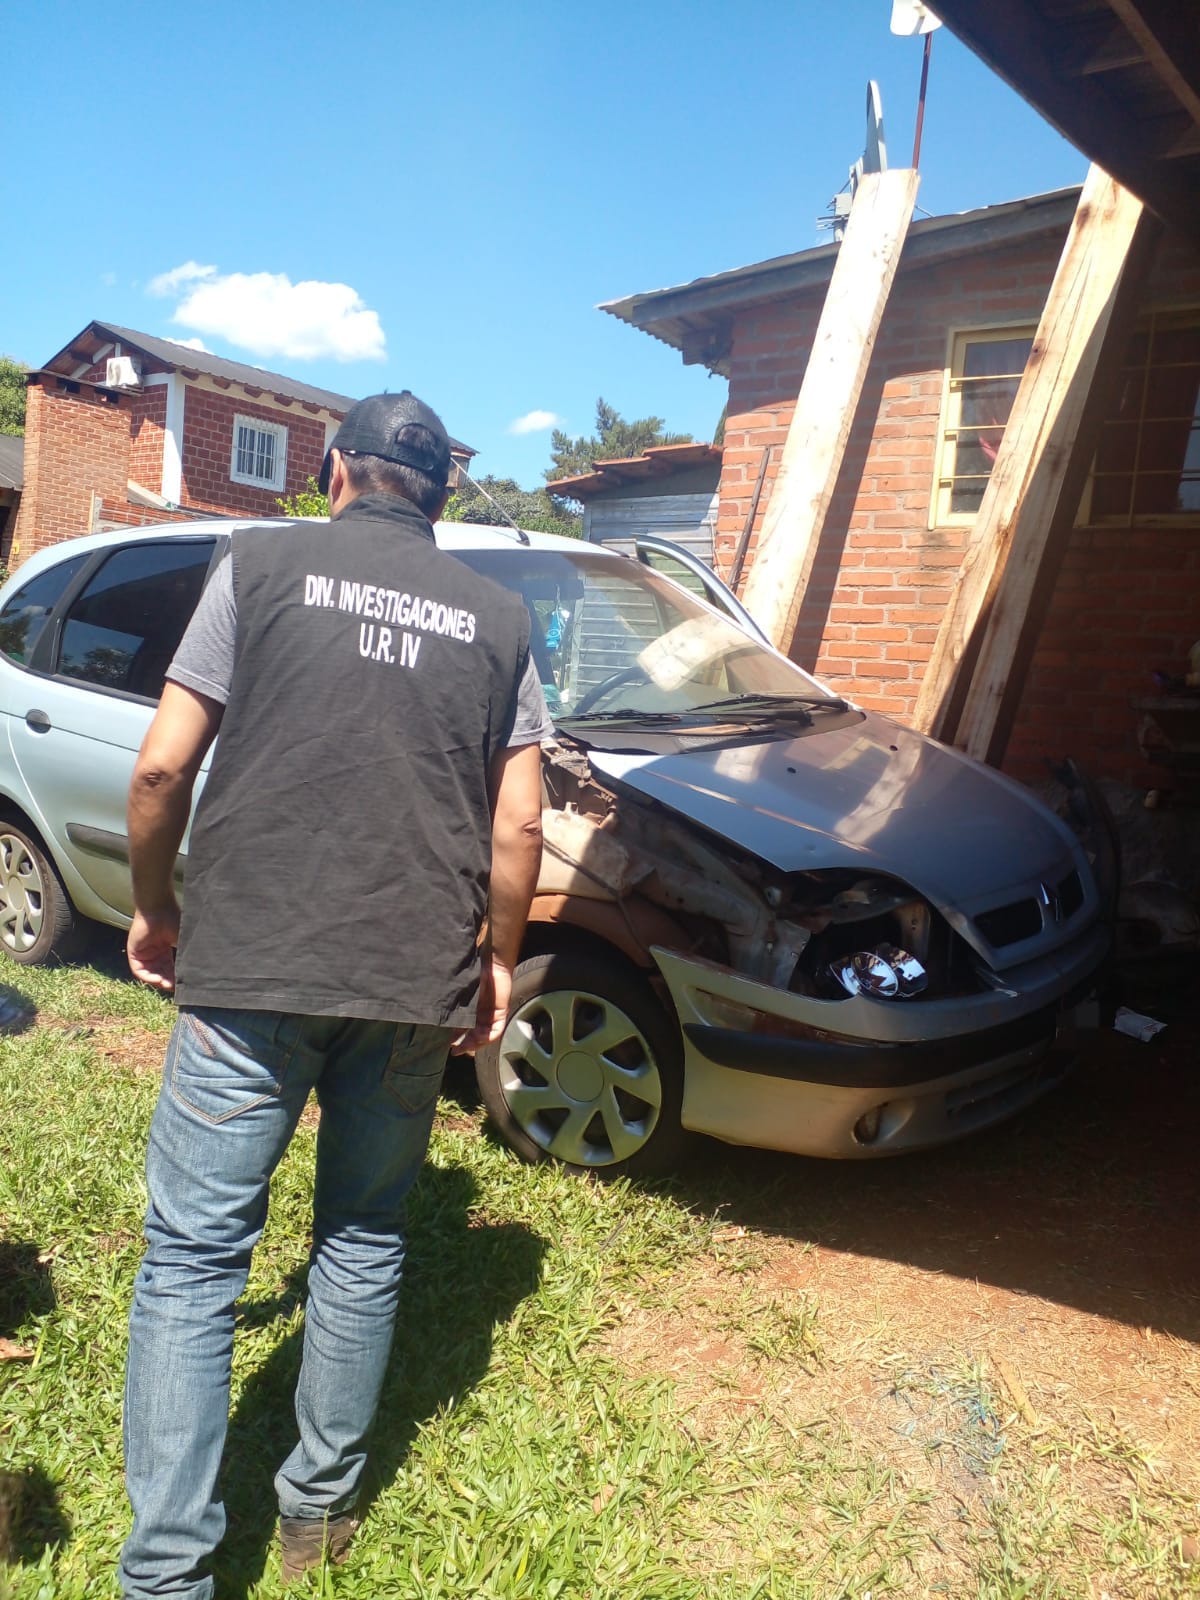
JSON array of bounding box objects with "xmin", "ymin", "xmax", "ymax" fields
[{"xmin": 342, "ymin": 439, "xmax": 446, "ymax": 517}]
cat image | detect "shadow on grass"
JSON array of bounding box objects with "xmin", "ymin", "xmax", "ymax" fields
[
  {"xmin": 0, "ymin": 1240, "xmax": 55, "ymax": 1335},
  {"xmin": 655, "ymin": 1016, "xmax": 1200, "ymax": 1346},
  {"xmin": 0, "ymin": 1464, "xmax": 71, "ymax": 1566},
  {"xmin": 214, "ymin": 1162, "xmax": 545, "ymax": 1599}
]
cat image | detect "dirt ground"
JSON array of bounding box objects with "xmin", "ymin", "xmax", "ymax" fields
[{"xmin": 602, "ymin": 988, "xmax": 1200, "ymax": 1587}]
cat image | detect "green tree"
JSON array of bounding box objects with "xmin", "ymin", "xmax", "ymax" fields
[
  {"xmin": 278, "ymin": 472, "xmax": 580, "ymax": 537},
  {"xmin": 277, "ymin": 476, "xmax": 328, "ymax": 517},
  {"xmin": 545, "ymin": 398, "xmax": 692, "ymax": 486},
  {"xmin": 444, "ymin": 475, "xmax": 580, "ymax": 538},
  {"xmin": 0, "ymin": 356, "xmax": 28, "ymax": 436}
]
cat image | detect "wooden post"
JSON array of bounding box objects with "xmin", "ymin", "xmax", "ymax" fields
[
  {"xmin": 912, "ymin": 166, "xmax": 1156, "ymax": 754},
  {"xmin": 740, "ymin": 168, "xmax": 920, "ymax": 652}
]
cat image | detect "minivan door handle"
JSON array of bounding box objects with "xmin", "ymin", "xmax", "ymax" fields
[{"xmin": 24, "ymin": 709, "xmax": 51, "ymax": 733}]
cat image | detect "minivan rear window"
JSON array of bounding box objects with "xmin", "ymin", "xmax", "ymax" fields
[
  {"xmin": 0, "ymin": 555, "xmax": 89, "ymax": 666},
  {"xmin": 56, "ymin": 540, "xmax": 214, "ymax": 699}
]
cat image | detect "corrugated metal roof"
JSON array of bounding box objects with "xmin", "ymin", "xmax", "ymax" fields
[
  {"xmin": 41, "ymin": 322, "xmax": 474, "ymax": 455},
  {"xmin": 548, "ymin": 442, "xmax": 721, "ymax": 497},
  {"xmin": 0, "ymin": 434, "xmax": 23, "ymax": 491},
  {"xmin": 600, "ymin": 187, "xmax": 1083, "ymax": 372}
]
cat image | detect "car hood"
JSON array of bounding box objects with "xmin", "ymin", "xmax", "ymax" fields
[{"xmin": 587, "ymin": 712, "xmax": 1093, "ymax": 957}]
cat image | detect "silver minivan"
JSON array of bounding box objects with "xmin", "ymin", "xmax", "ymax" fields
[{"xmin": 0, "ymin": 518, "xmax": 1109, "ymax": 1175}]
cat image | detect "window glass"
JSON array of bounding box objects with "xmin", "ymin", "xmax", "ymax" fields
[
  {"xmin": 457, "ymin": 547, "xmax": 838, "ymax": 718},
  {"xmin": 1091, "ymin": 309, "xmax": 1200, "ymax": 522},
  {"xmin": 56, "ymin": 540, "xmax": 214, "ymax": 698},
  {"xmin": 230, "ymin": 414, "xmax": 287, "ymax": 491},
  {"xmin": 936, "ymin": 329, "xmax": 1035, "ymax": 521},
  {"xmin": 638, "ymin": 548, "xmax": 709, "ymax": 601},
  {"xmin": 0, "ymin": 554, "xmax": 89, "ymax": 666}
]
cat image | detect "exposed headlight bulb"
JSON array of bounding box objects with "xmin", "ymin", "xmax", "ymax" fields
[{"xmin": 831, "ymin": 944, "xmax": 927, "ymax": 999}]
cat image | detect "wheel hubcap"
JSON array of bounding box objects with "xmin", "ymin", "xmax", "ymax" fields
[
  {"xmin": 497, "ymin": 987, "xmax": 662, "ymax": 1167},
  {"xmin": 0, "ymin": 834, "xmax": 44, "ymax": 953}
]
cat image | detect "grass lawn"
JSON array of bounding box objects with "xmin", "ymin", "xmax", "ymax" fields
[{"xmin": 1, "ymin": 944, "xmax": 1198, "ymax": 1598}]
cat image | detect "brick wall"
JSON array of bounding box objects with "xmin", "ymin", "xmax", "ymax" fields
[
  {"xmin": 179, "ymin": 386, "xmax": 328, "ymax": 515},
  {"xmin": 10, "ymin": 378, "xmax": 130, "ymax": 562},
  {"xmin": 95, "ymin": 499, "xmax": 198, "ymax": 530},
  {"xmin": 721, "ymin": 224, "xmax": 1200, "ymax": 786},
  {"xmin": 127, "ymin": 384, "xmax": 167, "ymax": 492}
]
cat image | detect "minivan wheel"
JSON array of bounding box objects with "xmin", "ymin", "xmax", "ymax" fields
[
  {"xmin": 0, "ymin": 823, "xmax": 79, "ymax": 965},
  {"xmin": 474, "ymin": 951, "xmax": 690, "ymax": 1178}
]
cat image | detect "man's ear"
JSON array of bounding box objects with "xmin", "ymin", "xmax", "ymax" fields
[
  {"xmin": 430, "ymin": 486, "xmax": 453, "ymax": 522},
  {"xmin": 327, "ymin": 449, "xmax": 350, "ymax": 513}
]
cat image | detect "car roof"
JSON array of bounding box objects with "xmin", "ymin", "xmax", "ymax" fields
[{"xmin": 5, "ymin": 516, "xmax": 608, "ymax": 589}]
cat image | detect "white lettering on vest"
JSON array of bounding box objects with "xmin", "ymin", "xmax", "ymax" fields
[
  {"xmin": 330, "ymin": 576, "xmax": 476, "ymax": 655},
  {"xmin": 304, "ymin": 574, "xmax": 335, "ymax": 607}
]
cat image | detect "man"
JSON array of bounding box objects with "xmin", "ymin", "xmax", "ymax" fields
[{"xmin": 119, "ymin": 392, "xmax": 547, "ymax": 1598}]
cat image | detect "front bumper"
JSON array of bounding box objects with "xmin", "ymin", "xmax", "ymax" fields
[{"xmin": 651, "ymin": 924, "xmax": 1107, "ymax": 1159}]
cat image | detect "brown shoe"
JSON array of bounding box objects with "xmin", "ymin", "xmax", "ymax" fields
[{"xmin": 279, "ymin": 1512, "xmax": 360, "ymax": 1582}]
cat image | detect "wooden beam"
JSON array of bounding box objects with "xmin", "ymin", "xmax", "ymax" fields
[
  {"xmin": 930, "ymin": 0, "xmax": 1200, "ymax": 241},
  {"xmin": 911, "ymin": 168, "xmax": 1159, "ymax": 760},
  {"xmin": 1058, "ymin": 24, "xmax": 1146, "ymax": 78},
  {"xmin": 1107, "ymin": 0, "xmax": 1200, "ymax": 125},
  {"xmin": 739, "ymin": 168, "xmax": 920, "ymax": 652}
]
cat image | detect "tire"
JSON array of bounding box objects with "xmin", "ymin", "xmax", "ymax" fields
[
  {"xmin": 0, "ymin": 822, "xmax": 80, "ymax": 965},
  {"xmin": 474, "ymin": 950, "xmax": 691, "ymax": 1178}
]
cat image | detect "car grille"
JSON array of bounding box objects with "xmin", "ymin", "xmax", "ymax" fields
[{"xmin": 974, "ymin": 869, "xmax": 1085, "ymax": 949}]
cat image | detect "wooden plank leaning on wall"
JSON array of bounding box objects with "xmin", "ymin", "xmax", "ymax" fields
[
  {"xmin": 740, "ymin": 167, "xmax": 921, "ymax": 652},
  {"xmin": 912, "ymin": 165, "xmax": 1160, "ymax": 765}
]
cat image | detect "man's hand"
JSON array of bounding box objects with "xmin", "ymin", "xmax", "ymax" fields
[
  {"xmin": 451, "ymin": 955, "xmax": 514, "ymax": 1055},
  {"xmin": 126, "ymin": 682, "xmax": 222, "ymax": 990},
  {"xmin": 127, "ymin": 905, "xmax": 181, "ymax": 992}
]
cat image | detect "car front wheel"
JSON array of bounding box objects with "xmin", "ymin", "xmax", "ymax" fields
[
  {"xmin": 0, "ymin": 823, "xmax": 80, "ymax": 965},
  {"xmin": 474, "ymin": 950, "xmax": 690, "ymax": 1177}
]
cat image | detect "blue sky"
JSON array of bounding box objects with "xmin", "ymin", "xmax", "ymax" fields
[{"xmin": 8, "ymin": 1, "xmax": 1086, "ymax": 487}]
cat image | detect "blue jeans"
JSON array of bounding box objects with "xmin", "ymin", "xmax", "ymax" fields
[{"xmin": 119, "ymin": 1006, "xmax": 454, "ymax": 1600}]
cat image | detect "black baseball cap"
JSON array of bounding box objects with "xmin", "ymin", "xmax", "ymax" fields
[{"xmin": 319, "ymin": 391, "xmax": 453, "ymax": 494}]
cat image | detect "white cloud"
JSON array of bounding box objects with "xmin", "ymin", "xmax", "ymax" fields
[
  {"xmin": 148, "ymin": 261, "xmax": 216, "ymax": 297},
  {"xmin": 100, "ymin": 271, "xmax": 117, "ymax": 288},
  {"xmin": 146, "ymin": 261, "xmax": 386, "ymax": 363},
  {"xmin": 170, "ymin": 336, "xmax": 209, "ymax": 353},
  {"xmin": 508, "ymin": 409, "xmax": 563, "ymax": 436}
]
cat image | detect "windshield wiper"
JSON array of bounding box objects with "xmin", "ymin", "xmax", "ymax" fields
[
  {"xmin": 557, "ymin": 708, "xmax": 691, "ymax": 726},
  {"xmin": 686, "ymin": 692, "xmax": 846, "ymax": 715}
]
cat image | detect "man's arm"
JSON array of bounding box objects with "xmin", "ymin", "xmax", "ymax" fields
[
  {"xmin": 126, "ymin": 681, "xmax": 224, "ymax": 991},
  {"xmin": 452, "ymin": 741, "xmax": 543, "ymax": 1054}
]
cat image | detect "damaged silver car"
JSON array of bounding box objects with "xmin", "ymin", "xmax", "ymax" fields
[
  {"xmin": 0, "ymin": 519, "xmax": 1109, "ymax": 1177},
  {"xmin": 450, "ymin": 529, "xmax": 1111, "ymax": 1176}
]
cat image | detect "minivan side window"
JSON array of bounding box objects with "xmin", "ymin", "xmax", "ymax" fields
[
  {"xmin": 56, "ymin": 540, "xmax": 215, "ymax": 699},
  {"xmin": 0, "ymin": 555, "xmax": 90, "ymax": 667}
]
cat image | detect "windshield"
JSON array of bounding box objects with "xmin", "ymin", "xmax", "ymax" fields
[{"xmin": 455, "ymin": 547, "xmax": 842, "ymax": 720}]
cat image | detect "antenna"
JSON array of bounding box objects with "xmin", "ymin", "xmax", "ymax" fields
[
  {"xmin": 816, "ymin": 80, "xmax": 888, "ymax": 242},
  {"xmin": 889, "ymin": 0, "xmax": 942, "ymax": 168},
  {"xmin": 453, "ymin": 466, "xmax": 531, "ymax": 545}
]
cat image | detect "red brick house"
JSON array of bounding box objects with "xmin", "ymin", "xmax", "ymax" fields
[
  {"xmin": 603, "ymin": 186, "xmax": 1200, "ymax": 788},
  {"xmin": 9, "ymin": 322, "xmax": 474, "ymax": 567}
]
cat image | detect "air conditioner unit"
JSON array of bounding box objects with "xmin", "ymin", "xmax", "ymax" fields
[{"xmin": 105, "ymin": 355, "xmax": 143, "ymax": 389}]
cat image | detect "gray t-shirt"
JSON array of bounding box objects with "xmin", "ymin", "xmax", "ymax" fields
[{"xmin": 168, "ymin": 554, "xmax": 554, "ymax": 746}]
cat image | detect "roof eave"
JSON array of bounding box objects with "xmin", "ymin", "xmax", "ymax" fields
[{"xmin": 601, "ymin": 187, "xmax": 1084, "ymax": 366}]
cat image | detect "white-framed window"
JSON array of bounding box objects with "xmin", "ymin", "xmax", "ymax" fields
[
  {"xmin": 933, "ymin": 326, "xmax": 1036, "ymax": 524},
  {"xmin": 230, "ymin": 414, "xmax": 287, "ymax": 492},
  {"xmin": 1087, "ymin": 306, "xmax": 1200, "ymax": 524}
]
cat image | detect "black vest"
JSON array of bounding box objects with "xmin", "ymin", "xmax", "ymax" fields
[{"xmin": 174, "ymin": 495, "xmax": 530, "ymax": 1026}]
